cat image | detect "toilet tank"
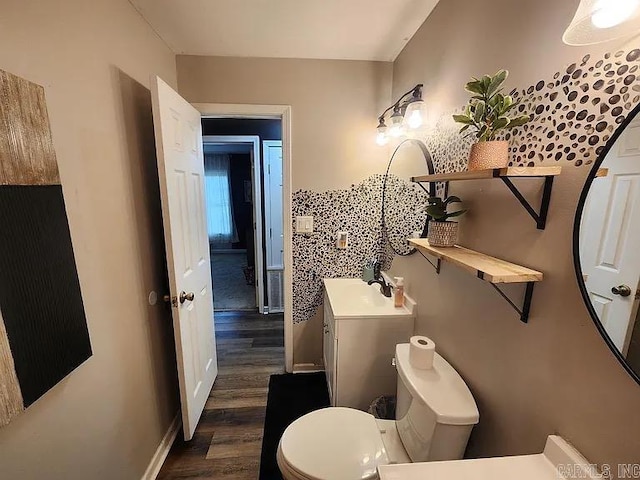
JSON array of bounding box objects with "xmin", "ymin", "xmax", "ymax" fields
[{"xmin": 394, "ymin": 343, "xmax": 479, "ymax": 462}]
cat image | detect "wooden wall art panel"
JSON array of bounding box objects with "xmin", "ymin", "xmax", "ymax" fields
[
  {"xmin": 0, "ymin": 70, "xmax": 59, "ymax": 185},
  {"xmin": 0, "ymin": 69, "xmax": 90, "ymax": 427}
]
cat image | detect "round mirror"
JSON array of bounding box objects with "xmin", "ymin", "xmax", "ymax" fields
[
  {"xmin": 574, "ymin": 105, "xmax": 640, "ymax": 384},
  {"xmin": 382, "ymin": 139, "xmax": 435, "ymax": 256}
]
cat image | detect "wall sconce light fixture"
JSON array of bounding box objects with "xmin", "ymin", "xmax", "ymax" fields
[
  {"xmin": 563, "ymin": 0, "xmax": 640, "ymax": 45},
  {"xmin": 376, "ymin": 84, "xmax": 427, "ymax": 145}
]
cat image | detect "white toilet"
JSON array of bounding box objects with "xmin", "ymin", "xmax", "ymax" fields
[{"xmin": 277, "ymin": 342, "xmax": 480, "ymax": 480}]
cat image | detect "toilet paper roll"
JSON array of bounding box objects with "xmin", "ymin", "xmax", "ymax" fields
[{"xmin": 409, "ymin": 335, "xmax": 436, "ymax": 370}]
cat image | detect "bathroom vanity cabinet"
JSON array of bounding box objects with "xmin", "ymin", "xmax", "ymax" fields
[{"xmin": 322, "ymin": 278, "xmax": 415, "ymax": 411}]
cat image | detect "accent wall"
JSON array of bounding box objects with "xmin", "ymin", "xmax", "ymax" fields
[{"xmin": 389, "ymin": 0, "xmax": 640, "ymax": 472}]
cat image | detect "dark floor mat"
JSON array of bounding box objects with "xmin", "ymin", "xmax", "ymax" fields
[{"xmin": 259, "ymin": 372, "xmax": 330, "ymax": 480}]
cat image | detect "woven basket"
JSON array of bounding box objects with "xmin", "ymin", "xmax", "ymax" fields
[
  {"xmin": 427, "ymin": 221, "xmax": 459, "ymax": 247},
  {"xmin": 468, "ymin": 140, "xmax": 509, "ymax": 170}
]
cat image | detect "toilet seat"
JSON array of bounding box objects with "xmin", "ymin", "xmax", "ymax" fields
[
  {"xmin": 277, "ymin": 448, "xmax": 317, "ymax": 480},
  {"xmin": 278, "ymin": 407, "xmax": 390, "ymax": 480}
]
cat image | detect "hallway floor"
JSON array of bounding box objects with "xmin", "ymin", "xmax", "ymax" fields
[{"xmin": 157, "ymin": 311, "xmax": 284, "ymax": 480}]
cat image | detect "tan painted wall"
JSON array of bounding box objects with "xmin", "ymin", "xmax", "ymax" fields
[
  {"xmin": 0, "ymin": 1, "xmax": 179, "ymax": 478},
  {"xmin": 177, "ymin": 55, "xmax": 393, "ymax": 192},
  {"xmin": 389, "ymin": 0, "xmax": 640, "ymax": 472},
  {"xmin": 177, "ymin": 55, "xmax": 393, "ymax": 364}
]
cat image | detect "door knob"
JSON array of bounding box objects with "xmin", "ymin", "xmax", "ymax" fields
[
  {"xmin": 179, "ymin": 291, "xmax": 195, "ymax": 304},
  {"xmin": 611, "ymin": 285, "xmax": 632, "ymax": 297}
]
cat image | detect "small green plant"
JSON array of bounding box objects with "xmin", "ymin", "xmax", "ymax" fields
[
  {"xmin": 425, "ymin": 196, "xmax": 467, "ymax": 222},
  {"xmin": 452, "ymin": 69, "xmax": 530, "ymax": 141}
]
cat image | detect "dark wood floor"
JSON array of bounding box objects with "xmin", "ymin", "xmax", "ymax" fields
[{"xmin": 157, "ymin": 311, "xmax": 285, "ymax": 480}]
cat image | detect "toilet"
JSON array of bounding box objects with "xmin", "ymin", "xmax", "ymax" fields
[{"xmin": 277, "ymin": 342, "xmax": 480, "ymax": 480}]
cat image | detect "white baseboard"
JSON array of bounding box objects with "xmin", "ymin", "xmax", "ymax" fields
[
  {"xmin": 293, "ymin": 363, "xmax": 324, "ymax": 373},
  {"xmin": 141, "ymin": 412, "xmax": 181, "ymax": 480}
]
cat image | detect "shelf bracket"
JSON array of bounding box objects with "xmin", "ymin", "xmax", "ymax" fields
[
  {"xmin": 499, "ymin": 175, "xmax": 555, "ymax": 230},
  {"xmin": 417, "ymin": 249, "xmax": 441, "ymax": 273},
  {"xmin": 415, "ymin": 181, "xmax": 431, "ymax": 195},
  {"xmin": 487, "ymin": 281, "xmax": 535, "ymax": 323}
]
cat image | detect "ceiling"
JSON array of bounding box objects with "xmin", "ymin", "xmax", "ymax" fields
[{"xmin": 129, "ymin": 0, "xmax": 440, "ymax": 61}]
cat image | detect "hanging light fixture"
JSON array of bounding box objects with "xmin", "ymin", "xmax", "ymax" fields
[
  {"xmin": 374, "ymin": 84, "xmax": 426, "ymax": 145},
  {"xmin": 403, "ymin": 87, "xmax": 428, "ymax": 129},
  {"xmin": 376, "ymin": 118, "xmax": 388, "ymax": 146},
  {"xmin": 563, "ymin": 0, "xmax": 640, "ymax": 45},
  {"xmin": 388, "ymin": 105, "xmax": 405, "ymax": 138}
]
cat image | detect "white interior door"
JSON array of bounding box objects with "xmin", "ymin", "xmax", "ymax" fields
[
  {"xmin": 151, "ymin": 76, "xmax": 217, "ymax": 440},
  {"xmin": 263, "ymin": 141, "xmax": 284, "ymax": 312},
  {"xmin": 580, "ymin": 117, "xmax": 640, "ymax": 353},
  {"xmin": 264, "ymin": 141, "xmax": 284, "ymax": 268}
]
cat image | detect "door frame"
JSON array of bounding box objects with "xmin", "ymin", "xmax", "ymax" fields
[
  {"xmin": 263, "ymin": 140, "xmax": 285, "ymax": 314},
  {"xmin": 202, "ymin": 135, "xmax": 265, "ymax": 313},
  {"xmin": 194, "ymin": 103, "xmax": 293, "ymax": 373}
]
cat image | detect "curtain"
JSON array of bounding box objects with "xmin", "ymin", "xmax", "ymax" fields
[{"xmin": 204, "ymin": 153, "xmax": 238, "ymax": 246}]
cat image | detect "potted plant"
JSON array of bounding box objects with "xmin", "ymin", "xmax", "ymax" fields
[
  {"xmin": 425, "ymin": 196, "xmax": 467, "ymax": 247},
  {"xmin": 453, "ymin": 69, "xmax": 530, "ymax": 170}
]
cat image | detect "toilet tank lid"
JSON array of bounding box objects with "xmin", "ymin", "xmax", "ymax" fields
[{"xmin": 395, "ymin": 344, "xmax": 479, "ymax": 425}]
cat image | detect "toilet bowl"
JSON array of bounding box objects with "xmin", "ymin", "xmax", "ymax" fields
[
  {"xmin": 277, "ymin": 408, "xmax": 390, "ymax": 480},
  {"xmin": 277, "ymin": 343, "xmax": 480, "ymax": 480}
]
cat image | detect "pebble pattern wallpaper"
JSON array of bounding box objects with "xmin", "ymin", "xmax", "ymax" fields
[
  {"xmin": 291, "ymin": 48, "xmax": 640, "ymax": 324},
  {"xmin": 425, "ymin": 48, "xmax": 640, "ymax": 175},
  {"xmin": 292, "ymin": 174, "xmax": 428, "ymax": 323}
]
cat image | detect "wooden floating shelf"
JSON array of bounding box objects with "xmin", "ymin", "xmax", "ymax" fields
[
  {"xmin": 411, "ymin": 166, "xmax": 562, "ymax": 183},
  {"xmin": 411, "ymin": 166, "xmax": 562, "ymax": 230},
  {"xmin": 408, "ymin": 238, "xmax": 543, "ymax": 284},
  {"xmin": 408, "ymin": 238, "xmax": 542, "ymax": 323},
  {"xmin": 408, "ymin": 166, "xmax": 555, "ymax": 320}
]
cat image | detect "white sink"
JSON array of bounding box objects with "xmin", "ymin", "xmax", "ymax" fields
[{"xmin": 323, "ymin": 277, "xmax": 415, "ymax": 318}]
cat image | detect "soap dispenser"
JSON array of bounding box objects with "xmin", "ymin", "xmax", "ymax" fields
[{"xmin": 393, "ymin": 277, "xmax": 405, "ymax": 308}]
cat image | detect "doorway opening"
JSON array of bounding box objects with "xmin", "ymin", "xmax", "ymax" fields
[
  {"xmin": 203, "ymin": 136, "xmax": 261, "ymax": 312},
  {"xmin": 196, "ymin": 104, "xmax": 293, "ymax": 374},
  {"xmin": 202, "ymin": 119, "xmax": 284, "ymax": 316}
]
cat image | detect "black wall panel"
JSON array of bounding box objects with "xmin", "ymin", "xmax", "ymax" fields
[{"xmin": 0, "ymin": 185, "xmax": 91, "ymax": 406}]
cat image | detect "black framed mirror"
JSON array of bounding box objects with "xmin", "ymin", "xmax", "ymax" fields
[
  {"xmin": 574, "ymin": 103, "xmax": 640, "ymax": 386},
  {"xmin": 381, "ymin": 139, "xmax": 436, "ymax": 256}
]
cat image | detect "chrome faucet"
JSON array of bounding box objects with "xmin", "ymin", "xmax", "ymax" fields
[{"xmin": 368, "ymin": 275, "xmax": 393, "ymax": 298}]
